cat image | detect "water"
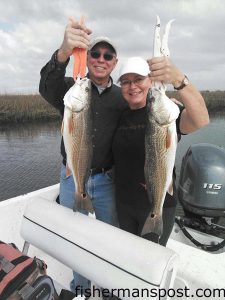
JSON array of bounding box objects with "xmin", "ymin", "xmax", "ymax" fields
[
  {"xmin": 0, "ymin": 121, "xmax": 62, "ymax": 201},
  {"xmin": 0, "ymin": 116, "xmax": 224, "ymax": 202},
  {"xmin": 175, "ymin": 115, "xmax": 225, "ymax": 180}
]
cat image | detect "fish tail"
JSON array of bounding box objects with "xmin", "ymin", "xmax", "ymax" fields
[
  {"xmin": 141, "ymin": 212, "xmax": 163, "ymax": 238},
  {"xmin": 78, "ymin": 16, "xmax": 87, "ymax": 78},
  {"xmin": 73, "ymin": 49, "xmax": 80, "ymax": 80},
  {"xmin": 72, "ymin": 16, "xmax": 87, "ymax": 79},
  {"xmin": 74, "ymin": 192, "xmax": 94, "ymax": 214}
]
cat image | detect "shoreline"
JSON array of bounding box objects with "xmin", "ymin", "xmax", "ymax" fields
[
  {"xmin": 0, "ymin": 94, "xmax": 61, "ymax": 124},
  {"xmin": 0, "ymin": 91, "xmax": 224, "ymax": 124}
]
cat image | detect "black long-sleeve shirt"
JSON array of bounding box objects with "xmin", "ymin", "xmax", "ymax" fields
[
  {"xmin": 39, "ymin": 50, "xmax": 127, "ymax": 169},
  {"xmin": 112, "ymin": 106, "xmax": 183, "ymax": 208}
]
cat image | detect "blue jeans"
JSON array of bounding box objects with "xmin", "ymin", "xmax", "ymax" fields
[{"xmin": 59, "ymin": 163, "xmax": 117, "ymax": 293}]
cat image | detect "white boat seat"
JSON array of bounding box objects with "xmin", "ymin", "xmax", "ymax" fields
[{"xmin": 20, "ymin": 198, "xmax": 178, "ymax": 299}]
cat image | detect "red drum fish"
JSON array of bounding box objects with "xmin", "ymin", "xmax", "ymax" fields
[
  {"xmin": 141, "ymin": 16, "xmax": 179, "ymax": 238},
  {"xmin": 62, "ymin": 15, "xmax": 94, "ymax": 213},
  {"xmin": 62, "ymin": 76, "xmax": 94, "ymax": 213}
]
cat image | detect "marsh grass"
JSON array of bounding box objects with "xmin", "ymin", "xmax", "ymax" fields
[
  {"xmin": 0, "ymin": 94, "xmax": 61, "ymax": 123},
  {"xmin": 0, "ymin": 91, "xmax": 225, "ymax": 124},
  {"xmin": 167, "ymin": 90, "xmax": 225, "ymax": 117},
  {"xmin": 201, "ymin": 91, "xmax": 225, "ymax": 112}
]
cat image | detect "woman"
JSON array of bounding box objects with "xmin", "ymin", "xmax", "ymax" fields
[{"xmin": 112, "ymin": 56, "xmax": 209, "ymax": 246}]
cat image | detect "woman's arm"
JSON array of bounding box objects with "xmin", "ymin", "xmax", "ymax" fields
[{"xmin": 148, "ymin": 56, "xmax": 209, "ymax": 134}]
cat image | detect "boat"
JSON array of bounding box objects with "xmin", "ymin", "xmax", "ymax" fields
[{"xmin": 1, "ymin": 143, "xmax": 225, "ymax": 300}]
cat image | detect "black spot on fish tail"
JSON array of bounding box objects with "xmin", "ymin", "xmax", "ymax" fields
[
  {"xmin": 140, "ymin": 183, "xmax": 147, "ymax": 190},
  {"xmin": 73, "ymin": 192, "xmax": 94, "ymax": 214},
  {"xmin": 141, "ymin": 212, "xmax": 163, "ymax": 240}
]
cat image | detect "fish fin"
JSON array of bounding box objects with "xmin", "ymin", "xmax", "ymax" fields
[
  {"xmin": 141, "ymin": 212, "xmax": 163, "ymax": 239},
  {"xmin": 68, "ymin": 114, "xmax": 74, "ymax": 134},
  {"xmin": 61, "ymin": 120, "xmax": 64, "ymax": 135},
  {"xmin": 65, "ymin": 163, "xmax": 72, "ymax": 177},
  {"xmin": 167, "ymin": 180, "xmax": 173, "ymax": 195},
  {"xmin": 166, "ymin": 127, "xmax": 172, "ymax": 148},
  {"xmin": 74, "ymin": 192, "xmax": 94, "ymax": 214}
]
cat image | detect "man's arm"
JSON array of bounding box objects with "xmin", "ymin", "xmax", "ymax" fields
[
  {"xmin": 39, "ymin": 17, "xmax": 92, "ymax": 115},
  {"xmin": 57, "ymin": 16, "xmax": 91, "ymax": 63},
  {"xmin": 39, "ymin": 50, "xmax": 73, "ymax": 115}
]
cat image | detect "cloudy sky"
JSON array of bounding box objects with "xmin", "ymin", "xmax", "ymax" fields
[{"xmin": 0, "ymin": 0, "xmax": 224, "ymax": 94}]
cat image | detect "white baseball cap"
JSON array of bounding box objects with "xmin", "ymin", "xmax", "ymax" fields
[
  {"xmin": 118, "ymin": 57, "xmax": 150, "ymax": 82},
  {"xmin": 88, "ymin": 36, "xmax": 117, "ymax": 55}
]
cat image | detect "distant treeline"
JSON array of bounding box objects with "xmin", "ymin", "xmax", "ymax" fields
[{"xmin": 0, "ymin": 91, "xmax": 225, "ymax": 123}]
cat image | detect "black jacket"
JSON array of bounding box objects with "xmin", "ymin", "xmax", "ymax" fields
[{"xmin": 39, "ymin": 50, "xmax": 127, "ymax": 169}]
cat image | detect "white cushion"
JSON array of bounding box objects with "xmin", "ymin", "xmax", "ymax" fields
[{"xmin": 21, "ymin": 199, "xmax": 178, "ymax": 299}]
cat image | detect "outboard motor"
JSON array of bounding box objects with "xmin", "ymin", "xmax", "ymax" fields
[
  {"xmin": 178, "ymin": 143, "xmax": 225, "ymax": 217},
  {"xmin": 176, "ymin": 143, "xmax": 225, "ymax": 251}
]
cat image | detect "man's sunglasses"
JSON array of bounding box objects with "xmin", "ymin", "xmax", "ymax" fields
[{"xmin": 89, "ymin": 50, "xmax": 116, "ymax": 61}]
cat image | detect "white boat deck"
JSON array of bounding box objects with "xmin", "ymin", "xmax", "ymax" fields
[{"xmin": 1, "ymin": 185, "xmax": 225, "ymax": 299}]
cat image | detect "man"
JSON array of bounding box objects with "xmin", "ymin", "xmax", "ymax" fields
[{"xmin": 39, "ymin": 18, "xmax": 127, "ymax": 295}]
